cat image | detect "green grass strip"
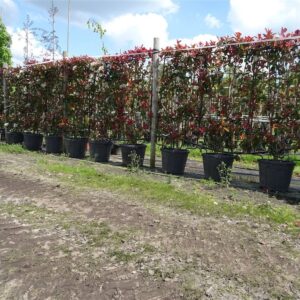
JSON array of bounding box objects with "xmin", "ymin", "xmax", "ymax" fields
[
  {"xmin": 0, "ymin": 143, "xmax": 29, "ymax": 154},
  {"xmin": 37, "ymin": 159, "xmax": 300, "ymax": 231}
]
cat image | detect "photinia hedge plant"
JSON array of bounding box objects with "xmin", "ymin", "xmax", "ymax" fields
[
  {"xmin": 238, "ymin": 29, "xmax": 300, "ymax": 159},
  {"xmin": 159, "ymin": 41, "xmax": 213, "ymax": 149},
  {"xmin": 5, "ymin": 67, "xmax": 27, "ymax": 132},
  {"xmin": 63, "ymin": 56, "xmax": 95, "ymax": 138},
  {"xmin": 2, "ymin": 28, "xmax": 300, "ymax": 158},
  {"xmin": 104, "ymin": 47, "xmax": 152, "ymax": 144},
  {"xmin": 0, "ymin": 69, "xmax": 3, "ymax": 129}
]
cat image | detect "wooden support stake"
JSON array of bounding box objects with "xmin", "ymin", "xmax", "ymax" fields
[
  {"xmin": 2, "ymin": 63, "xmax": 8, "ymax": 136},
  {"xmin": 150, "ymin": 37, "xmax": 160, "ymax": 169}
]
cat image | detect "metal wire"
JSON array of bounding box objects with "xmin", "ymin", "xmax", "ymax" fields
[{"xmin": 10, "ymin": 34, "xmax": 300, "ymax": 68}]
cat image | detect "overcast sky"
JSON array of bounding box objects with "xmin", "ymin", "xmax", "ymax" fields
[{"xmin": 1, "ymin": 0, "xmax": 300, "ymax": 65}]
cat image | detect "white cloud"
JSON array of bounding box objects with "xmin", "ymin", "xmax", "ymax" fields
[
  {"xmin": 104, "ymin": 13, "xmax": 169, "ymax": 48},
  {"xmin": 0, "ymin": 0, "xmax": 19, "ymax": 25},
  {"xmin": 26, "ymin": 0, "xmax": 179, "ymax": 27},
  {"xmin": 103, "ymin": 13, "xmax": 217, "ymax": 50},
  {"xmin": 7, "ymin": 27, "xmax": 61, "ymax": 66},
  {"xmin": 228, "ymin": 0, "xmax": 300, "ymax": 34},
  {"xmin": 166, "ymin": 34, "xmax": 217, "ymax": 47},
  {"xmin": 204, "ymin": 14, "xmax": 221, "ymax": 29}
]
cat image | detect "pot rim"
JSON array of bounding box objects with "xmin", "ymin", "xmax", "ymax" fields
[
  {"xmin": 120, "ymin": 143, "xmax": 146, "ymax": 148},
  {"xmin": 202, "ymin": 152, "xmax": 234, "ymax": 157},
  {"xmin": 89, "ymin": 139, "xmax": 113, "ymax": 144},
  {"xmin": 64, "ymin": 136, "xmax": 88, "ymax": 141},
  {"xmin": 45, "ymin": 134, "xmax": 63, "ymax": 138},
  {"xmin": 258, "ymin": 158, "xmax": 296, "ymax": 165},
  {"xmin": 161, "ymin": 147, "xmax": 189, "ymax": 153},
  {"xmin": 6, "ymin": 131, "xmax": 23, "ymax": 134},
  {"xmin": 23, "ymin": 132, "xmax": 43, "ymax": 137}
]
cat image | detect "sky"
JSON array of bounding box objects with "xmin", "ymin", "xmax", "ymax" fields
[{"xmin": 1, "ymin": 0, "xmax": 300, "ymax": 65}]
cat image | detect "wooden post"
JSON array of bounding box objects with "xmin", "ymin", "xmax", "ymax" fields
[
  {"xmin": 62, "ymin": 51, "xmax": 68, "ymax": 118},
  {"xmin": 63, "ymin": 51, "xmax": 68, "ymax": 59},
  {"xmin": 2, "ymin": 63, "xmax": 8, "ymax": 136},
  {"xmin": 62, "ymin": 52, "xmax": 68, "ymax": 152},
  {"xmin": 150, "ymin": 37, "xmax": 160, "ymax": 169}
]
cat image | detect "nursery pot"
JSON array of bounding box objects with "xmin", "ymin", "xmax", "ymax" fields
[
  {"xmin": 161, "ymin": 148, "xmax": 189, "ymax": 175},
  {"xmin": 89, "ymin": 140, "xmax": 113, "ymax": 163},
  {"xmin": 202, "ymin": 153, "xmax": 234, "ymax": 182},
  {"xmin": 120, "ymin": 144, "xmax": 146, "ymax": 167},
  {"xmin": 111, "ymin": 142, "xmax": 121, "ymax": 155},
  {"xmin": 0, "ymin": 128, "xmax": 5, "ymax": 141},
  {"xmin": 45, "ymin": 135, "xmax": 63, "ymax": 154},
  {"xmin": 5, "ymin": 131, "xmax": 23, "ymax": 144},
  {"xmin": 64, "ymin": 137, "xmax": 88, "ymax": 159},
  {"xmin": 23, "ymin": 132, "xmax": 43, "ymax": 151},
  {"xmin": 258, "ymin": 159, "xmax": 295, "ymax": 193}
]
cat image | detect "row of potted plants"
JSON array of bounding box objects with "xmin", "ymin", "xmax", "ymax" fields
[
  {"xmin": 158, "ymin": 29, "xmax": 300, "ymax": 192},
  {"xmin": 1, "ymin": 29, "xmax": 300, "ymax": 193},
  {"xmin": 4, "ymin": 131, "xmax": 146, "ymax": 166},
  {"xmin": 2, "ymin": 127, "xmax": 296, "ymax": 193}
]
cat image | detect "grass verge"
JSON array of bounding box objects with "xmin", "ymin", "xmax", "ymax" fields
[
  {"xmin": 37, "ymin": 158, "xmax": 300, "ymax": 232},
  {"xmin": 0, "ymin": 143, "xmax": 29, "ymax": 154}
]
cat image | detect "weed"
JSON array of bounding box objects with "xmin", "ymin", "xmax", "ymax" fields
[
  {"xmin": 199, "ymin": 178, "xmax": 217, "ymax": 189},
  {"xmin": 217, "ymin": 162, "xmax": 232, "ymax": 188},
  {"xmin": 127, "ymin": 151, "xmax": 141, "ymax": 173},
  {"xmin": 109, "ymin": 250, "xmax": 138, "ymax": 263},
  {"xmin": 142, "ymin": 243, "xmax": 156, "ymax": 253}
]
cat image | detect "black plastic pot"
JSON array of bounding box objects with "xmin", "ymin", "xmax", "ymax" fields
[
  {"xmin": 23, "ymin": 132, "xmax": 43, "ymax": 151},
  {"xmin": 89, "ymin": 140, "xmax": 113, "ymax": 162},
  {"xmin": 202, "ymin": 153, "xmax": 234, "ymax": 182},
  {"xmin": 0, "ymin": 128, "xmax": 5, "ymax": 141},
  {"xmin": 111, "ymin": 143, "xmax": 121, "ymax": 155},
  {"xmin": 64, "ymin": 137, "xmax": 88, "ymax": 159},
  {"xmin": 5, "ymin": 131, "xmax": 23, "ymax": 144},
  {"xmin": 258, "ymin": 159, "xmax": 295, "ymax": 192},
  {"xmin": 120, "ymin": 144, "xmax": 146, "ymax": 167},
  {"xmin": 45, "ymin": 135, "xmax": 63, "ymax": 154},
  {"xmin": 161, "ymin": 148, "xmax": 189, "ymax": 175}
]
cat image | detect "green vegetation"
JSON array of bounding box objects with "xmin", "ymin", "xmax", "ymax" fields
[
  {"xmin": 0, "ymin": 143, "xmax": 29, "ymax": 154},
  {"xmin": 109, "ymin": 250, "xmax": 138, "ymax": 263},
  {"xmin": 0, "ymin": 143, "xmax": 299, "ymax": 232},
  {"xmin": 0, "ymin": 202, "xmax": 127, "ymax": 247},
  {"xmin": 36, "ymin": 158, "xmax": 300, "ymax": 231},
  {"xmin": 0, "ymin": 17, "xmax": 12, "ymax": 66}
]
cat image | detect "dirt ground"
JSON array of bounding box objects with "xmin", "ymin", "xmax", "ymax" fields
[{"xmin": 0, "ymin": 152, "xmax": 300, "ymax": 300}]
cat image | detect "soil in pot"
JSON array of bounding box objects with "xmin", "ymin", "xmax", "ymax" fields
[
  {"xmin": 120, "ymin": 144, "xmax": 146, "ymax": 167},
  {"xmin": 202, "ymin": 153, "xmax": 234, "ymax": 182},
  {"xmin": 64, "ymin": 137, "xmax": 88, "ymax": 159},
  {"xmin": 89, "ymin": 140, "xmax": 113, "ymax": 162},
  {"xmin": 45, "ymin": 136, "xmax": 63, "ymax": 154},
  {"xmin": 161, "ymin": 148, "xmax": 189, "ymax": 175},
  {"xmin": 5, "ymin": 131, "xmax": 23, "ymax": 145},
  {"xmin": 258, "ymin": 159, "xmax": 295, "ymax": 193},
  {"xmin": 23, "ymin": 133, "xmax": 43, "ymax": 151}
]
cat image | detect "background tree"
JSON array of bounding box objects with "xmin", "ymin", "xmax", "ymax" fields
[
  {"xmin": 39, "ymin": 0, "xmax": 60, "ymax": 60},
  {"xmin": 0, "ymin": 17, "xmax": 12, "ymax": 66},
  {"xmin": 20, "ymin": 14, "xmax": 38, "ymax": 64},
  {"xmin": 87, "ymin": 19, "xmax": 107, "ymax": 55}
]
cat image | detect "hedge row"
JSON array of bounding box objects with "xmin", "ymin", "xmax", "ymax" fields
[{"xmin": 1, "ymin": 29, "xmax": 300, "ymax": 158}]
